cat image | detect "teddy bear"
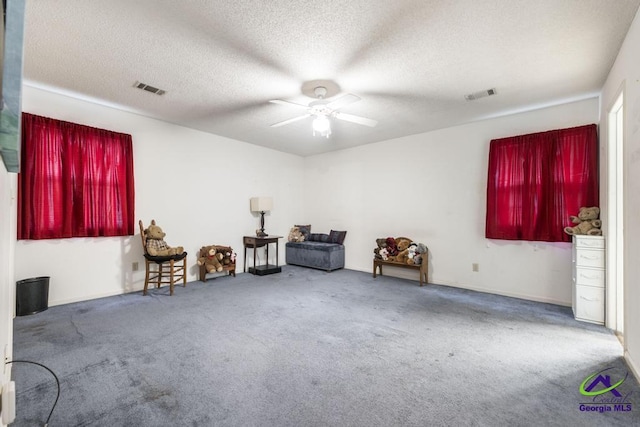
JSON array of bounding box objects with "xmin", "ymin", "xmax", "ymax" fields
[
  {"xmin": 385, "ymin": 237, "xmax": 398, "ymax": 257},
  {"xmin": 392, "ymin": 237, "xmax": 413, "ymax": 263},
  {"xmin": 214, "ymin": 246, "xmax": 235, "ymax": 266},
  {"xmin": 197, "ymin": 245, "xmax": 224, "ymax": 273},
  {"xmin": 223, "ymin": 248, "xmax": 236, "ymax": 265},
  {"xmin": 144, "ymin": 220, "xmax": 184, "ymax": 256},
  {"xmin": 412, "ymin": 243, "xmax": 427, "ymax": 265},
  {"xmin": 288, "ymin": 226, "xmax": 305, "ymax": 242},
  {"xmin": 406, "ymin": 243, "xmax": 418, "ymax": 264},
  {"xmin": 564, "ymin": 206, "xmax": 602, "ymax": 236},
  {"xmin": 373, "ymin": 238, "xmax": 388, "ymax": 260}
]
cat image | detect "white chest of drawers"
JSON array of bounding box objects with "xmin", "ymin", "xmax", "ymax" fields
[{"xmin": 572, "ymin": 235, "xmax": 605, "ymax": 324}]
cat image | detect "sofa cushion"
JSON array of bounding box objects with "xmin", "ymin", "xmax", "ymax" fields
[
  {"xmin": 295, "ymin": 224, "xmax": 311, "ymax": 240},
  {"xmin": 329, "ymin": 230, "xmax": 347, "ymax": 245},
  {"xmin": 309, "ymin": 233, "xmax": 331, "ymax": 243}
]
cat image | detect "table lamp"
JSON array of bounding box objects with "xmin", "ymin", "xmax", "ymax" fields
[{"xmin": 250, "ymin": 197, "xmax": 273, "ymax": 237}]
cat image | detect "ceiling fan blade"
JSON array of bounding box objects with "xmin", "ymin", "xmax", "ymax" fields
[
  {"xmin": 326, "ymin": 93, "xmax": 361, "ymax": 110},
  {"xmin": 334, "ymin": 112, "xmax": 378, "ymax": 127},
  {"xmin": 269, "ymin": 99, "xmax": 309, "ymax": 110},
  {"xmin": 270, "ymin": 113, "xmax": 312, "ymax": 128}
]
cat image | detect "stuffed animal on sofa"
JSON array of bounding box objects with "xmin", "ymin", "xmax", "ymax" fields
[
  {"xmin": 288, "ymin": 226, "xmax": 305, "ymax": 242},
  {"xmin": 197, "ymin": 246, "xmax": 224, "ymax": 273},
  {"xmin": 564, "ymin": 206, "xmax": 602, "ymax": 236},
  {"xmin": 144, "ymin": 221, "xmax": 184, "ymax": 256}
]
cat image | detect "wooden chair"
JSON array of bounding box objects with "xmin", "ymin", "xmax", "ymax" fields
[{"xmin": 139, "ymin": 220, "xmax": 188, "ymax": 296}]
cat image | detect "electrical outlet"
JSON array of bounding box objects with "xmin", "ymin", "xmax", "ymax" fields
[
  {"xmin": 472, "ymin": 263, "xmax": 479, "ymax": 272},
  {"xmin": 132, "ymin": 262, "xmax": 139, "ymax": 271}
]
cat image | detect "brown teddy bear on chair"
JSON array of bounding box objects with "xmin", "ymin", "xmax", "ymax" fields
[{"xmin": 143, "ymin": 220, "xmax": 184, "ymax": 256}]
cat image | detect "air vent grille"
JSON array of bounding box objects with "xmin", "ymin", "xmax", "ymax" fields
[
  {"xmin": 465, "ymin": 88, "xmax": 496, "ymax": 101},
  {"xmin": 134, "ymin": 81, "xmax": 166, "ymax": 96}
]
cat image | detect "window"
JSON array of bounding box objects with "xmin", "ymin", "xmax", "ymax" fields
[
  {"xmin": 18, "ymin": 113, "xmax": 135, "ymax": 239},
  {"xmin": 485, "ymin": 124, "xmax": 598, "ymax": 242}
]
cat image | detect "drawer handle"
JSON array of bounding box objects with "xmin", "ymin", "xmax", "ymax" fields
[
  {"xmin": 579, "ymin": 295, "xmax": 600, "ymax": 302},
  {"xmin": 579, "ymin": 255, "xmax": 601, "ymax": 261},
  {"xmin": 582, "ymin": 242, "xmax": 601, "ymax": 247},
  {"xmin": 579, "ymin": 273, "xmax": 602, "ymax": 280}
]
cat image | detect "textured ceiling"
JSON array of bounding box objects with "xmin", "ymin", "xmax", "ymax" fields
[{"xmin": 23, "ymin": 0, "xmax": 640, "ymax": 156}]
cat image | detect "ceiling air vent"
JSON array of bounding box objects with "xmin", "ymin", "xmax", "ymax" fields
[
  {"xmin": 134, "ymin": 81, "xmax": 166, "ymax": 96},
  {"xmin": 464, "ymin": 88, "xmax": 496, "ymax": 101}
]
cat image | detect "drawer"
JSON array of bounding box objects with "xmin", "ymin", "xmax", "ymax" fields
[
  {"xmin": 575, "ymin": 249, "xmax": 605, "ymax": 268},
  {"xmin": 575, "ymin": 267, "xmax": 605, "ymax": 287},
  {"xmin": 574, "ymin": 236, "xmax": 605, "ymax": 249},
  {"xmin": 574, "ymin": 285, "xmax": 604, "ymax": 324}
]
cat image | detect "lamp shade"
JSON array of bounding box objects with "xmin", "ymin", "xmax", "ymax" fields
[{"xmin": 250, "ymin": 197, "xmax": 273, "ymax": 212}]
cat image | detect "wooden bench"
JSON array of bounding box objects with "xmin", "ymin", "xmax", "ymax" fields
[
  {"xmin": 373, "ymin": 256, "xmax": 428, "ymax": 286},
  {"xmin": 199, "ymin": 245, "xmax": 236, "ymax": 282}
]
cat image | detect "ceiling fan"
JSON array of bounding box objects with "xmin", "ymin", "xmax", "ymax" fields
[{"xmin": 269, "ymin": 86, "xmax": 378, "ymax": 138}]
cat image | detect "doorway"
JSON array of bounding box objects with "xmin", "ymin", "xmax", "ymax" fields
[{"xmin": 607, "ymin": 90, "xmax": 624, "ymax": 338}]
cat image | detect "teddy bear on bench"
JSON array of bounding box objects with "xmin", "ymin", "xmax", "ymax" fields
[
  {"xmin": 197, "ymin": 245, "xmax": 224, "ymax": 273},
  {"xmin": 374, "ymin": 237, "xmax": 427, "ymax": 265}
]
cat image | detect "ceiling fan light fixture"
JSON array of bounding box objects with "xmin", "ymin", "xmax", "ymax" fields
[
  {"xmin": 270, "ymin": 81, "xmax": 374, "ymax": 135},
  {"xmin": 312, "ymin": 115, "xmax": 331, "ymax": 138}
]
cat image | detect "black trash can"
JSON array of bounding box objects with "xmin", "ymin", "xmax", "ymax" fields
[{"xmin": 16, "ymin": 276, "xmax": 50, "ymax": 316}]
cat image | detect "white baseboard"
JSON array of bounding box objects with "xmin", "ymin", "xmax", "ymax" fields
[
  {"xmin": 625, "ymin": 349, "xmax": 640, "ymax": 382},
  {"xmin": 433, "ymin": 280, "xmax": 571, "ymax": 307},
  {"xmin": 351, "ymin": 264, "xmax": 571, "ymax": 307},
  {"xmin": 49, "ymin": 286, "xmax": 144, "ymax": 307}
]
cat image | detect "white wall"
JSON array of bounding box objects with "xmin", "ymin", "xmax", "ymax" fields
[
  {"xmin": 14, "ymin": 85, "xmax": 304, "ymax": 305},
  {"xmin": 600, "ymin": 8, "xmax": 640, "ymax": 380},
  {"xmin": 303, "ymin": 98, "xmax": 598, "ymax": 306},
  {"xmin": 11, "ymin": 89, "xmax": 600, "ymax": 307},
  {"xmin": 0, "ymin": 164, "xmax": 17, "ymax": 420},
  {"xmin": 5, "ymin": 51, "xmax": 635, "ymax": 385}
]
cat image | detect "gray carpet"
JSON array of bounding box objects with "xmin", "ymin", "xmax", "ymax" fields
[{"xmin": 11, "ymin": 266, "xmax": 639, "ymax": 426}]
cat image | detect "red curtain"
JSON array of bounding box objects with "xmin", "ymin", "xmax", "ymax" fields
[
  {"xmin": 18, "ymin": 113, "xmax": 135, "ymax": 239},
  {"xmin": 485, "ymin": 124, "xmax": 598, "ymax": 242}
]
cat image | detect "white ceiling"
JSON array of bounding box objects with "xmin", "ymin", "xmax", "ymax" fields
[{"xmin": 23, "ymin": 0, "xmax": 640, "ymax": 156}]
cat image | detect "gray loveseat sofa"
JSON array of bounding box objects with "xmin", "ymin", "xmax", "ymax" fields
[{"xmin": 285, "ymin": 230, "xmax": 346, "ymax": 271}]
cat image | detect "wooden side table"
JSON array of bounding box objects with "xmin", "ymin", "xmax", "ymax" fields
[{"xmin": 243, "ymin": 235, "xmax": 283, "ymax": 275}]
